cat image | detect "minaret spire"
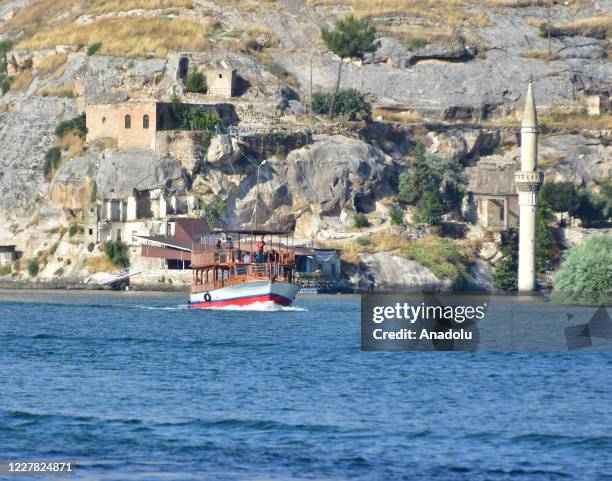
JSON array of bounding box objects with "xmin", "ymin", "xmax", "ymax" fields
[{"xmin": 515, "ymin": 82, "xmax": 544, "ymax": 292}]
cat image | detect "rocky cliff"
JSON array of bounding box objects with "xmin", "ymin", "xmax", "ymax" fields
[{"xmin": 0, "ymin": 0, "xmax": 609, "ymax": 289}]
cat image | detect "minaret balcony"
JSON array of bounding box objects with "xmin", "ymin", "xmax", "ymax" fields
[{"xmin": 515, "ymin": 171, "xmax": 543, "ymax": 192}]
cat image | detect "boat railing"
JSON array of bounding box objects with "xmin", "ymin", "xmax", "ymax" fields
[
  {"xmin": 192, "ymin": 262, "xmax": 297, "ymax": 293},
  {"xmin": 191, "ymin": 247, "xmax": 295, "ymax": 268}
]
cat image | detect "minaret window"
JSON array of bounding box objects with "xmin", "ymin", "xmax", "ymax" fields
[
  {"xmin": 143, "ymin": 114, "xmax": 149, "ymax": 129},
  {"xmin": 124, "ymin": 114, "xmax": 131, "ymax": 129}
]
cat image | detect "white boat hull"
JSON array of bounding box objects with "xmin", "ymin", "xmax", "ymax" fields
[{"xmin": 190, "ymin": 280, "xmax": 300, "ymax": 309}]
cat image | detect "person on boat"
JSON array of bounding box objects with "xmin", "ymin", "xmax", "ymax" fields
[
  {"xmin": 226, "ymin": 236, "xmax": 234, "ymax": 249},
  {"xmin": 242, "ymin": 252, "xmax": 251, "ymax": 263},
  {"xmin": 257, "ymin": 236, "xmax": 265, "ymax": 263},
  {"xmin": 216, "ymin": 239, "xmax": 222, "ymax": 249}
]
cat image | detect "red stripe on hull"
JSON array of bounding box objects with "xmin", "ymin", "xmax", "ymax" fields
[{"xmin": 190, "ymin": 293, "xmax": 292, "ymax": 309}]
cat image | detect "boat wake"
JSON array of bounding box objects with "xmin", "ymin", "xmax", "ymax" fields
[
  {"xmin": 204, "ymin": 301, "xmax": 307, "ymax": 312},
  {"xmin": 133, "ymin": 305, "xmax": 190, "ymax": 311}
]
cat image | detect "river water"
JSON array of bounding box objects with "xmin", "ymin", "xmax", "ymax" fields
[{"xmin": 0, "ymin": 290, "xmax": 611, "ymax": 480}]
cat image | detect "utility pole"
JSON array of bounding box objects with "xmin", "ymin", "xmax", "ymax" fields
[{"xmin": 310, "ymin": 52, "xmax": 313, "ymax": 125}]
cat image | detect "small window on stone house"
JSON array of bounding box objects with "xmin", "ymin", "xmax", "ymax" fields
[
  {"xmin": 143, "ymin": 114, "xmax": 149, "ymax": 129},
  {"xmin": 102, "ymin": 116, "xmax": 106, "ymax": 124},
  {"xmin": 88, "ymin": 228, "xmax": 93, "ymax": 236},
  {"xmin": 219, "ymin": 73, "xmax": 223, "ymax": 79},
  {"xmin": 124, "ymin": 114, "xmax": 131, "ymax": 129}
]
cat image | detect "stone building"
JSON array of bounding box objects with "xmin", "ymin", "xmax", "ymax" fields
[
  {"xmin": 85, "ymin": 99, "xmax": 236, "ymax": 150},
  {"xmin": 465, "ymin": 161, "xmax": 518, "ymax": 229},
  {"xmin": 199, "ymin": 59, "xmax": 236, "ymax": 98},
  {"xmin": 581, "ymin": 85, "xmax": 611, "ymax": 116},
  {"xmin": 85, "ymin": 100, "xmax": 176, "ymax": 149},
  {"xmin": 85, "ymin": 191, "xmax": 195, "ymax": 244},
  {"xmin": 0, "ymin": 245, "xmax": 17, "ymax": 267}
]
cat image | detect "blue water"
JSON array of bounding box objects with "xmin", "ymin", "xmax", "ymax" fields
[{"xmin": 1, "ymin": 291, "xmax": 611, "ymax": 481}]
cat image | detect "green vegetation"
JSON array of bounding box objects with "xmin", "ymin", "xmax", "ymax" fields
[
  {"xmin": 493, "ymin": 254, "xmax": 517, "ymax": 291},
  {"xmin": 407, "ymin": 37, "xmax": 427, "ymax": 50},
  {"xmin": 312, "ymin": 89, "xmax": 371, "ymax": 121},
  {"xmin": 321, "ymin": 15, "xmax": 376, "ymax": 119},
  {"xmin": 27, "ymin": 258, "xmax": 40, "ymax": 277},
  {"xmin": 389, "ymin": 206, "xmax": 404, "ymax": 226},
  {"xmin": 86, "ymin": 42, "xmax": 102, "ymax": 56},
  {"xmin": 536, "ymin": 202, "xmax": 557, "ymax": 273},
  {"xmin": 553, "ymin": 235, "xmax": 612, "ymax": 306},
  {"xmin": 416, "ymin": 191, "xmax": 445, "ymax": 225},
  {"xmin": 0, "ymin": 40, "xmax": 14, "ymax": 95},
  {"xmin": 43, "ymin": 147, "xmax": 62, "ymax": 177},
  {"xmin": 55, "ymin": 113, "xmax": 87, "ymax": 139},
  {"xmin": 540, "ymin": 181, "xmax": 578, "ymax": 223},
  {"xmin": 90, "ymin": 181, "xmax": 97, "ymax": 203},
  {"xmin": 265, "ymin": 62, "xmax": 289, "ymax": 78},
  {"xmin": 356, "ymin": 237, "xmax": 370, "ymax": 246},
  {"xmin": 185, "ymin": 70, "xmax": 207, "ymax": 93},
  {"xmin": 196, "ymin": 195, "xmax": 226, "ymax": 229},
  {"xmin": 170, "ymin": 93, "xmax": 221, "ymax": 131},
  {"xmin": 103, "ymin": 241, "xmax": 130, "ymax": 269},
  {"xmin": 353, "ymin": 213, "xmax": 370, "ymax": 228},
  {"xmin": 403, "ymin": 239, "xmax": 468, "ymax": 288},
  {"xmin": 0, "ymin": 265, "xmax": 11, "ymax": 276},
  {"xmin": 573, "ymin": 188, "xmax": 608, "ymax": 226},
  {"xmin": 68, "ymin": 224, "xmax": 84, "ymax": 237},
  {"xmin": 398, "ymin": 146, "xmax": 467, "ymax": 222}
]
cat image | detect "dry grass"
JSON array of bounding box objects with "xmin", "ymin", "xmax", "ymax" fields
[
  {"xmin": 16, "ymin": 16, "xmax": 212, "ymax": 58},
  {"xmin": 87, "ymin": 0, "xmax": 196, "ymax": 14},
  {"xmin": 246, "ymin": 25, "xmax": 280, "ymax": 48},
  {"xmin": 550, "ymin": 15, "xmax": 612, "ymax": 39},
  {"xmin": 521, "ymin": 48, "xmax": 560, "ymax": 60},
  {"xmin": 58, "ymin": 131, "xmax": 85, "ymax": 158},
  {"xmin": 373, "ymin": 107, "xmax": 422, "ymax": 123},
  {"xmin": 37, "ymin": 84, "xmax": 75, "ymax": 97},
  {"xmin": 10, "ymin": 71, "xmax": 33, "ymax": 91},
  {"xmin": 486, "ymin": 0, "xmax": 550, "ymax": 6},
  {"xmin": 320, "ymin": 232, "xmax": 417, "ymax": 265},
  {"xmin": 85, "ymin": 255, "xmax": 114, "ymax": 273},
  {"xmin": 306, "ymin": 0, "xmax": 491, "ymax": 29},
  {"xmin": 35, "ymin": 53, "xmax": 68, "ymax": 75},
  {"xmin": 540, "ymin": 113, "xmax": 612, "ymax": 130}
]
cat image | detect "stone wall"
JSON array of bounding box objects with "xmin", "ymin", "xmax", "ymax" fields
[
  {"xmin": 86, "ymin": 102, "xmax": 158, "ymax": 149},
  {"xmin": 154, "ymin": 130, "xmax": 210, "ymax": 171}
]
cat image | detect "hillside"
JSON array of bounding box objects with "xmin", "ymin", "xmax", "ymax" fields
[{"xmin": 0, "ymin": 0, "xmax": 609, "ymax": 291}]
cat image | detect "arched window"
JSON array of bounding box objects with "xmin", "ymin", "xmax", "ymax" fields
[
  {"xmin": 102, "ymin": 116, "xmax": 106, "ymax": 124},
  {"xmin": 143, "ymin": 114, "xmax": 149, "ymax": 129},
  {"xmin": 124, "ymin": 114, "xmax": 131, "ymax": 129}
]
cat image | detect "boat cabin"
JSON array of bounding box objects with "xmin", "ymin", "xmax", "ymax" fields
[{"xmin": 190, "ymin": 229, "xmax": 298, "ymax": 293}]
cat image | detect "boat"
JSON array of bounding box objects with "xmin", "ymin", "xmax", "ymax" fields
[{"xmin": 189, "ymin": 229, "xmax": 301, "ymax": 309}]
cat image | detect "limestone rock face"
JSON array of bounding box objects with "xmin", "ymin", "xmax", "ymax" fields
[
  {"xmin": 284, "ymin": 135, "xmax": 390, "ymax": 215},
  {"xmin": 0, "ymin": 96, "xmax": 76, "ymax": 211},
  {"xmin": 206, "ymin": 134, "xmax": 243, "ymax": 166},
  {"xmin": 358, "ymin": 252, "xmax": 452, "ymax": 291},
  {"xmin": 53, "ymin": 148, "xmax": 187, "ymax": 201}
]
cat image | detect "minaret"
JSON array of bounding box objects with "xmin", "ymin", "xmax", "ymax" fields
[{"xmin": 515, "ymin": 82, "xmax": 544, "ymax": 292}]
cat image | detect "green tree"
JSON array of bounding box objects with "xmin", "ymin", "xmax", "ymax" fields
[
  {"xmin": 103, "ymin": 241, "xmax": 130, "ymax": 269},
  {"xmin": 311, "ymin": 89, "xmax": 371, "ymax": 120},
  {"xmin": 536, "ymin": 201, "xmax": 556, "ymax": 272},
  {"xmin": 493, "ymin": 252, "xmax": 518, "ymax": 291},
  {"xmin": 416, "ymin": 192, "xmax": 445, "ymax": 225},
  {"xmin": 170, "ymin": 91, "xmax": 184, "ymax": 124},
  {"xmin": 573, "ymin": 189, "xmax": 606, "ymax": 226},
  {"xmin": 182, "ymin": 108, "xmax": 221, "ymax": 131},
  {"xmin": 540, "ymin": 181, "xmax": 579, "ymax": 223},
  {"xmin": 599, "ymin": 180, "xmax": 612, "ymax": 218},
  {"xmin": 55, "ymin": 113, "xmax": 87, "ymax": 139},
  {"xmin": 321, "ymin": 15, "xmax": 376, "ymax": 119},
  {"xmin": 185, "ymin": 70, "xmax": 207, "ymax": 93},
  {"xmin": 198, "ymin": 195, "xmax": 226, "ymax": 229},
  {"xmin": 552, "ymin": 235, "xmax": 611, "ymax": 305}
]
